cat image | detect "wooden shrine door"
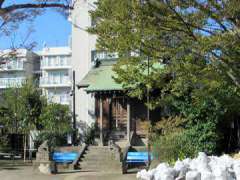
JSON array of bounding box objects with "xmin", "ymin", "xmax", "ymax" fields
[{"xmin": 110, "ymin": 97, "xmax": 127, "ymax": 135}]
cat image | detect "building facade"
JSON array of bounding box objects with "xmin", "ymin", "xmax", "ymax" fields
[
  {"xmin": 70, "ymin": 0, "xmax": 97, "ymax": 130},
  {"xmin": 39, "ymin": 47, "xmax": 72, "ymax": 106},
  {"xmin": 0, "ymin": 49, "xmax": 40, "ymax": 90}
]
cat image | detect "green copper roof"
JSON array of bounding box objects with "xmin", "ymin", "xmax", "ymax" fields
[
  {"xmin": 78, "ymin": 61, "xmax": 123, "ymax": 92},
  {"xmin": 78, "ymin": 59, "xmax": 165, "ymax": 93}
]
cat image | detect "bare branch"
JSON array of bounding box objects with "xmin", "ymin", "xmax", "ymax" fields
[
  {"xmin": 0, "ymin": 2, "xmax": 72, "ymax": 15},
  {"xmin": 0, "ymin": 0, "xmax": 5, "ymax": 8}
]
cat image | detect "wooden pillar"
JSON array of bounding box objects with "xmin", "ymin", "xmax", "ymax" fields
[
  {"xmin": 127, "ymin": 98, "xmax": 131, "ymax": 144},
  {"xmin": 99, "ymin": 96, "xmax": 104, "ymax": 146}
]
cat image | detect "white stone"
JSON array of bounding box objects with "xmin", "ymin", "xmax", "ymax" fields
[
  {"xmin": 174, "ymin": 160, "xmax": 189, "ymax": 177},
  {"xmin": 201, "ymin": 171, "xmax": 215, "ymax": 180},
  {"xmin": 136, "ymin": 153, "xmax": 240, "ymax": 180},
  {"xmin": 38, "ymin": 163, "xmax": 51, "ymax": 174},
  {"xmin": 186, "ymin": 170, "xmax": 201, "ymax": 180},
  {"xmin": 233, "ymin": 161, "xmax": 240, "ymax": 180}
]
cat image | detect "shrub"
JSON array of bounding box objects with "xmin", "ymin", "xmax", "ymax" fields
[
  {"xmin": 152, "ymin": 131, "xmax": 196, "ymax": 164},
  {"xmin": 82, "ymin": 124, "xmax": 96, "ymax": 145},
  {"xmin": 152, "ymin": 121, "xmax": 221, "ymax": 163},
  {"xmin": 34, "ymin": 131, "xmax": 69, "ymax": 152},
  {"xmin": 0, "ymin": 134, "xmax": 10, "ymax": 152}
]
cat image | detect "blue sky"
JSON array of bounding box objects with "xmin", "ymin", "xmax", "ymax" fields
[{"xmin": 0, "ymin": 9, "xmax": 71, "ymax": 50}]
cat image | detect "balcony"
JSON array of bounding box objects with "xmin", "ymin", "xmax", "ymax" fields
[
  {"xmin": 40, "ymin": 76, "xmax": 71, "ymax": 87},
  {"xmin": 91, "ymin": 50, "xmax": 118, "ymax": 62},
  {"xmin": 48, "ymin": 94, "xmax": 71, "ymax": 105},
  {"xmin": 41, "ymin": 56, "xmax": 71, "ymax": 70},
  {"xmin": 0, "ymin": 77, "xmax": 25, "ymax": 89},
  {"xmin": 0, "ymin": 61, "xmax": 24, "ymax": 71}
]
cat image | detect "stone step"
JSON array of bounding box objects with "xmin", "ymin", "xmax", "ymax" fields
[
  {"xmin": 83, "ymin": 152, "xmax": 115, "ymax": 156},
  {"xmin": 81, "ymin": 156, "xmax": 117, "ymax": 161},
  {"xmin": 80, "ymin": 163, "xmax": 122, "ymax": 171},
  {"xmin": 80, "ymin": 161, "xmax": 121, "ymax": 166},
  {"xmin": 86, "ymin": 148, "xmax": 111, "ymax": 153},
  {"xmin": 82, "ymin": 153, "xmax": 117, "ymax": 158},
  {"xmin": 85, "ymin": 150, "xmax": 112, "ymax": 154},
  {"xmin": 79, "ymin": 146, "xmax": 122, "ymax": 173},
  {"xmin": 84, "ymin": 151, "xmax": 113, "ymax": 155},
  {"xmin": 87, "ymin": 146, "xmax": 110, "ymax": 149},
  {"xmin": 80, "ymin": 167, "xmax": 121, "ymax": 172},
  {"xmin": 83, "ymin": 151, "xmax": 115, "ymax": 156}
]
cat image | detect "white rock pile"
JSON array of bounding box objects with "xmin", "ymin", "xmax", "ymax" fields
[
  {"xmin": 38, "ymin": 163, "xmax": 51, "ymax": 174},
  {"xmin": 137, "ymin": 152, "xmax": 240, "ymax": 180}
]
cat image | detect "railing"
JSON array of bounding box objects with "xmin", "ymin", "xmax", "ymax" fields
[
  {"xmin": 40, "ymin": 77, "xmax": 71, "ymax": 87},
  {"xmin": 0, "ymin": 77, "xmax": 25, "ymax": 88},
  {"xmin": 0, "ymin": 61, "xmax": 24, "ymax": 71},
  {"xmin": 72, "ymin": 143, "xmax": 88, "ymax": 169},
  {"xmin": 91, "ymin": 50, "xmax": 118, "ymax": 62},
  {"xmin": 41, "ymin": 57, "xmax": 71, "ymax": 69},
  {"xmin": 48, "ymin": 94, "xmax": 71, "ymax": 105}
]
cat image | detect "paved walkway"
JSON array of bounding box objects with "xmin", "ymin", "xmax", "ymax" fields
[
  {"xmin": 63, "ymin": 171, "xmax": 136, "ymax": 180},
  {"xmin": 0, "ymin": 164, "xmax": 136, "ymax": 180}
]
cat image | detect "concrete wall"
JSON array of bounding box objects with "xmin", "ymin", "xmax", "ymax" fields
[
  {"xmin": 25, "ymin": 51, "xmax": 40, "ymax": 82},
  {"xmin": 71, "ymin": 0, "xmax": 97, "ymax": 132}
]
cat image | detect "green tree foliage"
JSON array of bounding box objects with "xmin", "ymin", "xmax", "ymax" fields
[
  {"xmin": 89, "ymin": 0, "xmax": 240, "ymax": 157},
  {"xmin": 39, "ymin": 103, "xmax": 72, "ymax": 135},
  {"xmin": 90, "ymin": 0, "xmax": 240, "ymax": 90},
  {"xmin": 0, "ymin": 80, "xmax": 45, "ymax": 134},
  {"xmin": 36, "ymin": 103, "xmax": 72, "ymax": 150},
  {"xmin": 0, "ymin": 80, "xmax": 72, "ymax": 151}
]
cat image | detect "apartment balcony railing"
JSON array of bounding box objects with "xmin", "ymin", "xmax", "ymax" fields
[
  {"xmin": 0, "ymin": 62, "xmax": 24, "ymax": 71},
  {"xmin": 41, "ymin": 57, "xmax": 71, "ymax": 69},
  {"xmin": 0, "ymin": 77, "xmax": 25, "ymax": 88},
  {"xmin": 40, "ymin": 77, "xmax": 71, "ymax": 87},
  {"xmin": 91, "ymin": 50, "xmax": 118, "ymax": 62},
  {"xmin": 48, "ymin": 95, "xmax": 71, "ymax": 105}
]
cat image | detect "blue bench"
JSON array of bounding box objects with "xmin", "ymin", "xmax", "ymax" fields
[
  {"xmin": 122, "ymin": 151, "xmax": 153, "ymax": 173},
  {"xmin": 127, "ymin": 152, "xmax": 153, "ymax": 163},
  {"xmin": 52, "ymin": 152, "xmax": 78, "ymax": 163}
]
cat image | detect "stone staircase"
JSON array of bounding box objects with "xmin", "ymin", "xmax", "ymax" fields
[{"xmin": 79, "ymin": 146, "xmax": 122, "ymax": 172}]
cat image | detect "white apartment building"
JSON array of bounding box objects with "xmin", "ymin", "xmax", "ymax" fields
[
  {"xmin": 70, "ymin": 0, "xmax": 97, "ymax": 130},
  {"xmin": 0, "ymin": 49, "xmax": 40, "ymax": 90},
  {"xmin": 39, "ymin": 47, "xmax": 72, "ymax": 106}
]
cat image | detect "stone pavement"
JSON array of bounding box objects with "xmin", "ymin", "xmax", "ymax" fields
[
  {"xmin": 0, "ymin": 164, "xmax": 136, "ymax": 180},
  {"xmin": 63, "ymin": 171, "xmax": 136, "ymax": 180}
]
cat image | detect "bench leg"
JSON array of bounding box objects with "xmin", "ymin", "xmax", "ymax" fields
[
  {"xmin": 122, "ymin": 162, "xmax": 128, "ymax": 174},
  {"xmin": 51, "ymin": 162, "xmax": 57, "ymax": 174}
]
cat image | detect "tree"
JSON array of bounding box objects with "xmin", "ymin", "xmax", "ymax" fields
[
  {"xmin": 89, "ymin": 0, "xmax": 240, "ymax": 155},
  {"xmin": 0, "ymin": 0, "xmax": 72, "ymax": 34},
  {"xmin": 0, "ymin": 79, "xmax": 45, "ymax": 160},
  {"xmin": 89, "ymin": 0, "xmax": 240, "ymax": 92},
  {"xmin": 0, "ymin": 79, "xmax": 72, "ymax": 159},
  {"xmin": 40, "ymin": 103, "xmax": 72, "ymax": 135},
  {"xmin": 38, "ymin": 103, "xmax": 73, "ymax": 150},
  {"xmin": 0, "ymin": 0, "xmax": 72, "ymax": 50}
]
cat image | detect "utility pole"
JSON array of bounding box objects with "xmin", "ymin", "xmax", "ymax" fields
[{"xmin": 72, "ymin": 70, "xmax": 77, "ymax": 145}]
